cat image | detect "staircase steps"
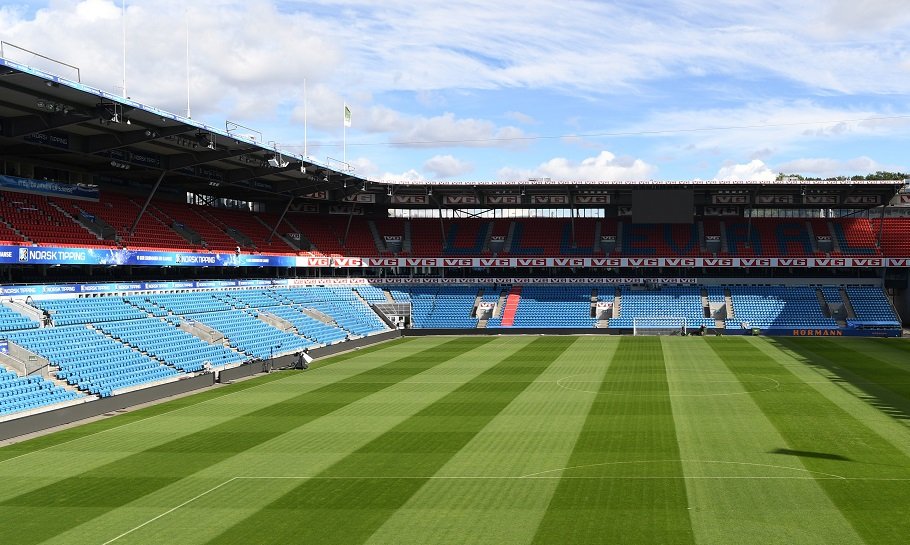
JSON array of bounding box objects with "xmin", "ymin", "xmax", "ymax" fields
[{"xmin": 500, "ymin": 285, "xmax": 522, "ymax": 327}]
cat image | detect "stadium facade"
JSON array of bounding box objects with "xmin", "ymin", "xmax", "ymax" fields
[{"xmin": 0, "ymin": 53, "xmax": 907, "ymax": 430}]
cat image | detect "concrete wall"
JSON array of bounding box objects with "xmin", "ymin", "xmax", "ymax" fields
[
  {"xmin": 402, "ymin": 328, "xmax": 621, "ymax": 337},
  {"xmin": 0, "ymin": 374, "xmax": 214, "ymax": 442},
  {"xmin": 0, "ymin": 331, "xmax": 403, "ymax": 441}
]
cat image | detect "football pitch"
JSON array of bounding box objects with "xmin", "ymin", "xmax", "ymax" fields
[{"xmin": 2, "ymin": 335, "xmax": 910, "ymax": 544}]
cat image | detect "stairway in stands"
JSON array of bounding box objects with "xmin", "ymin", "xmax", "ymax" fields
[{"xmin": 500, "ymin": 285, "xmax": 522, "ymax": 327}]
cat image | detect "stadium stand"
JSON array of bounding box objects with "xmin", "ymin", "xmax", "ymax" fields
[
  {"xmin": 408, "ymin": 285, "xmax": 481, "ymax": 328},
  {"xmin": 609, "ymin": 285, "xmax": 710, "ymax": 330},
  {"xmin": 97, "ymin": 318, "xmax": 245, "ymax": 372},
  {"xmin": 8, "ymin": 326, "xmax": 180, "ymax": 397},
  {"xmin": 873, "ymin": 217, "xmax": 910, "ymax": 257},
  {"xmin": 0, "ymin": 364, "xmax": 83, "ymax": 416},
  {"xmin": 2, "ymin": 186, "xmax": 908, "ymax": 259},
  {"xmin": 502, "ymin": 285, "xmax": 596, "ymax": 328},
  {"xmin": 32, "ymin": 297, "xmax": 147, "ymax": 326},
  {"xmin": 0, "ymin": 305, "xmax": 39, "ymax": 332}
]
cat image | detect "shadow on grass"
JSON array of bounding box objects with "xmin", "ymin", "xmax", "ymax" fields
[
  {"xmin": 770, "ymin": 448, "xmax": 852, "ymax": 461},
  {"xmin": 770, "ymin": 338, "xmax": 910, "ymax": 425}
]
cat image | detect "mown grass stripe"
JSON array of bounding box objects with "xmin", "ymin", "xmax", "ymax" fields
[
  {"xmin": 530, "ymin": 336, "xmax": 696, "ymax": 545},
  {"xmin": 709, "ymin": 337, "xmax": 910, "ymax": 545},
  {"xmin": 0, "ymin": 337, "xmax": 414, "ymax": 461},
  {"xmin": 203, "ymin": 336, "xmax": 577, "ymax": 545},
  {"xmin": 0, "ymin": 336, "xmax": 487, "ymax": 545},
  {"xmin": 772, "ymin": 338, "xmax": 910, "ymax": 421},
  {"xmin": 358, "ymin": 336, "xmax": 619, "ymax": 545},
  {"xmin": 662, "ymin": 337, "xmax": 863, "ymax": 545}
]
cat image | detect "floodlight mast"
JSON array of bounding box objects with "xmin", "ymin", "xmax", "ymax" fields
[{"xmin": 121, "ymin": 0, "xmax": 127, "ymax": 98}]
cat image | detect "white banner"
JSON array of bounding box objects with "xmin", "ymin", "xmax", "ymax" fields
[
  {"xmin": 485, "ymin": 195, "xmax": 521, "ymax": 205},
  {"xmin": 390, "ymin": 194, "xmax": 428, "ymax": 205},
  {"xmin": 327, "ymin": 205, "xmax": 364, "ymax": 215},
  {"xmin": 843, "ymin": 195, "xmax": 880, "ymax": 205},
  {"xmin": 703, "ymin": 207, "xmax": 739, "ymax": 216},
  {"xmin": 755, "ymin": 194, "xmax": 794, "ymax": 205},
  {"xmin": 342, "ymin": 193, "xmax": 377, "ymax": 204},
  {"xmin": 293, "ymin": 256, "xmax": 906, "ymax": 268},
  {"xmin": 443, "ymin": 194, "xmax": 479, "ymax": 205},
  {"xmin": 711, "ymin": 194, "xmax": 749, "ymax": 205}
]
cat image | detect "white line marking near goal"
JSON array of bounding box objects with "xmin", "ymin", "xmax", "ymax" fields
[
  {"xmin": 0, "ymin": 364, "xmax": 347, "ymax": 467},
  {"xmin": 554, "ymin": 373, "xmax": 781, "ymax": 397},
  {"xmin": 100, "ymin": 477, "xmax": 240, "ymax": 545},
  {"xmin": 100, "ymin": 467, "xmax": 910, "ymax": 543},
  {"xmin": 519, "ymin": 459, "xmax": 848, "ymax": 480}
]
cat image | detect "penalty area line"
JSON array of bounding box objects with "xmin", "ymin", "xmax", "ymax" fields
[{"xmin": 101, "ymin": 470, "xmax": 910, "ymax": 543}]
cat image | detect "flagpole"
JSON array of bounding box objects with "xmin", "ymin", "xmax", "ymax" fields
[
  {"xmin": 303, "ymin": 78, "xmax": 307, "ymax": 158},
  {"xmin": 185, "ymin": 7, "xmax": 191, "ymax": 118},
  {"xmin": 121, "ymin": 0, "xmax": 127, "ymax": 98},
  {"xmin": 343, "ymin": 102, "xmax": 347, "ymax": 166}
]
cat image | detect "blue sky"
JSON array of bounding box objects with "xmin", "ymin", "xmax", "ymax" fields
[{"xmin": 2, "ymin": 0, "xmax": 910, "ymax": 182}]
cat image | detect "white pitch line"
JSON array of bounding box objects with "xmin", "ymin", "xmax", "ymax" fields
[
  {"xmin": 554, "ymin": 373, "xmax": 781, "ymax": 397},
  {"xmin": 100, "ymin": 477, "xmax": 239, "ymax": 545},
  {"xmin": 519, "ymin": 459, "xmax": 848, "ymax": 480},
  {"xmin": 0, "ymin": 367, "xmax": 326, "ymax": 467},
  {"xmin": 100, "ymin": 468, "xmax": 910, "ymax": 543}
]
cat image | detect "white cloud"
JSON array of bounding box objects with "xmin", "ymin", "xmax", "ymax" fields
[
  {"xmin": 498, "ymin": 150, "xmax": 656, "ymax": 181},
  {"xmin": 632, "ymin": 100, "xmax": 910, "ymax": 158},
  {"xmin": 423, "ymin": 155, "xmax": 473, "ymax": 178},
  {"xmin": 377, "ymin": 111, "xmax": 529, "ymax": 148},
  {"xmin": 381, "ymin": 169, "xmax": 424, "ymax": 182},
  {"xmin": 0, "ymin": 1, "xmax": 341, "ymax": 125},
  {"xmin": 505, "ymin": 111, "xmax": 536, "ymax": 125},
  {"xmin": 349, "ymin": 157, "xmax": 424, "ymax": 182},
  {"xmin": 774, "ymin": 156, "xmax": 896, "ymax": 177},
  {"xmin": 713, "ymin": 160, "xmax": 776, "ymax": 181}
]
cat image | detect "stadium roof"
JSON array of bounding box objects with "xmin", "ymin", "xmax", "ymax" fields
[{"xmin": 0, "ymin": 56, "xmax": 905, "ymax": 211}]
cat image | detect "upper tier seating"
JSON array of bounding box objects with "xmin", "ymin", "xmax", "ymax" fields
[
  {"xmin": 873, "ymin": 218, "xmax": 910, "ymax": 257},
  {"xmin": 1, "ymin": 184, "xmax": 907, "ymax": 258},
  {"xmin": 65, "ymin": 192, "xmax": 190, "ymax": 250},
  {"xmin": 288, "ymin": 216, "xmax": 378, "ymax": 257},
  {"xmin": 0, "ymin": 193, "xmax": 107, "ymax": 248},
  {"xmin": 150, "ymin": 201, "xmax": 239, "ymax": 252},
  {"xmin": 201, "ymin": 209, "xmax": 298, "ymax": 254}
]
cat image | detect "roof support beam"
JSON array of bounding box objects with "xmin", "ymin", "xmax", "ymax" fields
[
  {"xmin": 83, "ymin": 125, "xmax": 189, "ymax": 154},
  {"xmin": 223, "ymin": 161, "xmax": 301, "ymax": 185},
  {"xmin": 130, "ymin": 170, "xmax": 167, "ymax": 236},
  {"xmin": 268, "ymin": 197, "xmax": 295, "ymax": 243},
  {"xmin": 164, "ymin": 147, "xmax": 257, "ymax": 171},
  {"xmin": 2, "ymin": 112, "xmax": 92, "ymax": 137}
]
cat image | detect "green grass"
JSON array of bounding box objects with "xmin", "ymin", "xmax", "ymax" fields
[{"xmin": 3, "ymin": 335, "xmax": 910, "ymax": 544}]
